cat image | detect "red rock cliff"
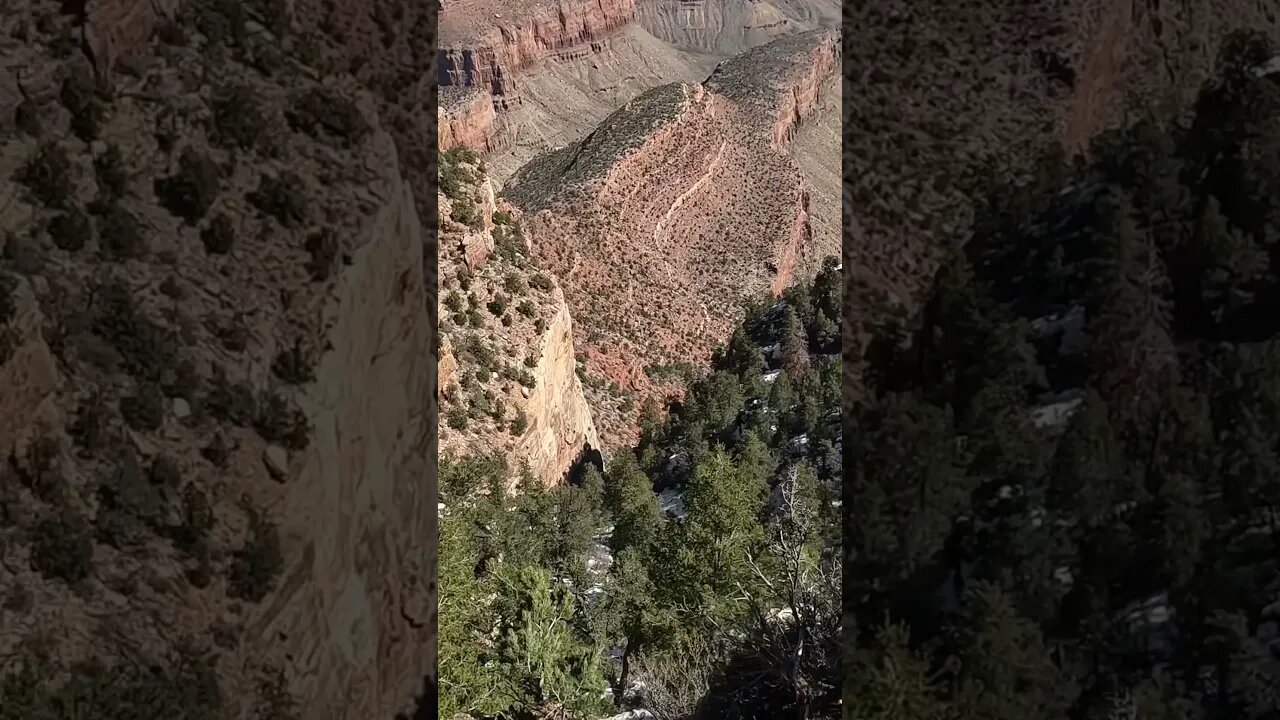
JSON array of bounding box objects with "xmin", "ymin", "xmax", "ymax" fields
[
  {"xmin": 437, "ymin": 0, "xmax": 638, "ymax": 93},
  {"xmin": 503, "ymin": 31, "xmax": 839, "ymax": 446}
]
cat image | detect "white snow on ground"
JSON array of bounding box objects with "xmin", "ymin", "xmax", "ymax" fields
[
  {"xmin": 658, "ymin": 488, "xmax": 687, "ymax": 519},
  {"xmin": 1030, "ymin": 392, "xmax": 1083, "ymax": 430},
  {"xmin": 600, "ymin": 710, "xmax": 656, "ymax": 720}
]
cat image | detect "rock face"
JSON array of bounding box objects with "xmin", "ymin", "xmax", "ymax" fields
[
  {"xmin": 504, "ymin": 30, "xmax": 840, "ymax": 445},
  {"xmin": 516, "ymin": 291, "xmax": 601, "ymax": 486},
  {"xmin": 437, "ymin": 0, "xmax": 639, "ymax": 94},
  {"xmin": 243, "ymin": 153, "xmax": 433, "ymax": 720},
  {"xmin": 439, "ymin": 87, "xmax": 499, "ymax": 153},
  {"xmin": 437, "ymin": 160, "xmax": 600, "ymax": 489}
]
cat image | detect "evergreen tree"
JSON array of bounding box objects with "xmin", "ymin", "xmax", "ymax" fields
[{"xmin": 492, "ymin": 566, "xmax": 608, "ymax": 718}]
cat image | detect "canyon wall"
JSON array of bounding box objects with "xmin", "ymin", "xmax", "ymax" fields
[
  {"xmin": 515, "ymin": 292, "xmax": 601, "ymax": 487},
  {"xmin": 439, "ymin": 89, "xmax": 499, "ymax": 154},
  {"xmin": 504, "ymin": 30, "xmax": 840, "ymax": 446},
  {"xmin": 437, "ymin": 162, "xmax": 600, "ymax": 489},
  {"xmin": 438, "ymin": 0, "xmax": 638, "ymax": 93},
  {"xmin": 635, "ymin": 0, "xmax": 802, "ymax": 55}
]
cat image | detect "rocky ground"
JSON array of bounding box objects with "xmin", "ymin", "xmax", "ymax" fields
[
  {"xmin": 436, "ymin": 152, "xmax": 600, "ymax": 490},
  {"xmin": 0, "ymin": 1, "xmax": 436, "ymax": 717},
  {"xmin": 502, "ymin": 29, "xmax": 839, "ymax": 447}
]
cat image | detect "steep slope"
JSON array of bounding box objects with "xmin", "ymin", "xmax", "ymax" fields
[
  {"xmin": 503, "ymin": 29, "xmax": 839, "ymax": 446},
  {"xmin": 437, "ymin": 152, "xmax": 600, "ymax": 489},
  {"xmin": 0, "ymin": 3, "xmax": 432, "ymax": 719},
  {"xmin": 844, "ymin": 0, "xmax": 1280, "ymax": 391}
]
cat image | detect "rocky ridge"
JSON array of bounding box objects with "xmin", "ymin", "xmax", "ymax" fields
[
  {"xmin": 437, "ymin": 0, "xmax": 841, "ymax": 170},
  {"xmin": 503, "ymin": 29, "xmax": 839, "ymax": 446}
]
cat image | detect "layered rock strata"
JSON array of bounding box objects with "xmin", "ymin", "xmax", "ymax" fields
[{"xmin": 504, "ymin": 29, "xmax": 839, "ymax": 446}]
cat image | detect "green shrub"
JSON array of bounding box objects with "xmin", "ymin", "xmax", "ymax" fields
[
  {"xmin": 200, "ymin": 432, "xmax": 231, "ymax": 468},
  {"xmin": 305, "ymin": 230, "xmax": 338, "ymax": 280},
  {"xmin": 93, "ymin": 282, "xmax": 176, "ymax": 380},
  {"xmin": 492, "ymin": 209, "xmax": 513, "ymax": 226},
  {"xmin": 467, "ymin": 309, "xmax": 484, "ymax": 328},
  {"xmin": 285, "ymin": 87, "xmax": 369, "ymax": 145},
  {"xmin": 456, "ymin": 266, "xmax": 472, "ymax": 290},
  {"xmin": 510, "ymin": 410, "xmax": 528, "ymax": 435},
  {"xmin": 48, "ymin": 207, "xmax": 91, "ymax": 251},
  {"xmin": 15, "ymin": 143, "xmax": 73, "ymax": 208},
  {"xmin": 450, "ymin": 196, "xmax": 480, "ymax": 228},
  {"xmin": 211, "ymin": 85, "xmax": 268, "ymax": 151},
  {"xmin": 150, "ymin": 454, "xmax": 182, "ymax": 487},
  {"xmin": 271, "ymin": 345, "xmax": 315, "ymax": 385},
  {"xmin": 255, "ymin": 392, "xmax": 310, "ymax": 451},
  {"xmin": 446, "ymin": 408, "xmax": 468, "ymax": 430},
  {"xmin": 534, "ymin": 318, "xmax": 547, "ymax": 334},
  {"xmin": 172, "ymin": 482, "xmax": 213, "ymax": 554},
  {"xmin": 487, "ymin": 294, "xmax": 508, "ymax": 316},
  {"xmin": 201, "ymin": 213, "xmax": 235, "ymax": 254},
  {"xmin": 248, "ymin": 172, "xmax": 307, "ymax": 227},
  {"xmin": 444, "ymin": 291, "xmax": 465, "ymax": 313},
  {"xmin": 0, "ymin": 650, "xmax": 222, "ymax": 719},
  {"xmin": 156, "ymin": 149, "xmax": 220, "ymax": 223},
  {"xmin": 95, "ymin": 201, "xmax": 145, "ymax": 258},
  {"xmin": 475, "ymin": 367, "xmax": 491, "ymax": 383},
  {"xmin": 61, "ymin": 72, "xmax": 107, "ymax": 142},
  {"xmin": 30, "ymin": 507, "xmax": 94, "ymax": 582},
  {"xmin": 68, "ymin": 396, "xmax": 109, "ymax": 452},
  {"xmin": 205, "ymin": 376, "xmax": 258, "ymax": 426},
  {"xmin": 227, "ymin": 505, "xmax": 283, "ymax": 602},
  {"xmin": 120, "ymin": 381, "xmax": 165, "ymax": 431},
  {"xmin": 94, "ymin": 143, "xmax": 128, "ymax": 198},
  {"xmin": 15, "ymin": 99, "xmax": 41, "ymax": 136},
  {"xmin": 530, "ymin": 274, "xmax": 554, "ymax": 292},
  {"xmin": 96, "ymin": 451, "xmax": 165, "ymax": 548}
]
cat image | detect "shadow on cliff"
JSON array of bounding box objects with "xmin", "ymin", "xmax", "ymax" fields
[{"xmin": 565, "ymin": 442, "xmax": 604, "ymax": 486}]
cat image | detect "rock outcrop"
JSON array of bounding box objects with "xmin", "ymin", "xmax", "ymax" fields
[
  {"xmin": 504, "ymin": 30, "xmax": 840, "ymax": 446},
  {"xmin": 437, "ymin": 0, "xmax": 639, "ymax": 93},
  {"xmin": 437, "ymin": 158, "xmax": 600, "ymax": 489},
  {"xmin": 439, "ymin": 87, "xmax": 499, "ymax": 154}
]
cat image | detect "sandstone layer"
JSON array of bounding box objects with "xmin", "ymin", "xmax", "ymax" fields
[
  {"xmin": 439, "ymin": 87, "xmax": 499, "ymax": 154},
  {"xmin": 438, "ymin": 0, "xmax": 638, "ymax": 94},
  {"xmin": 504, "ymin": 29, "xmax": 840, "ymax": 446}
]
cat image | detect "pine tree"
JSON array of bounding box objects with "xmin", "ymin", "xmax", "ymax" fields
[{"xmin": 492, "ymin": 566, "xmax": 608, "ymax": 718}]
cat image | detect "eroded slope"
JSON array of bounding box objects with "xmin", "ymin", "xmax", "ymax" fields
[
  {"xmin": 436, "ymin": 153, "xmax": 600, "ymax": 489},
  {"xmin": 504, "ymin": 29, "xmax": 839, "ymax": 446},
  {"xmin": 0, "ymin": 3, "xmax": 432, "ymax": 718}
]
